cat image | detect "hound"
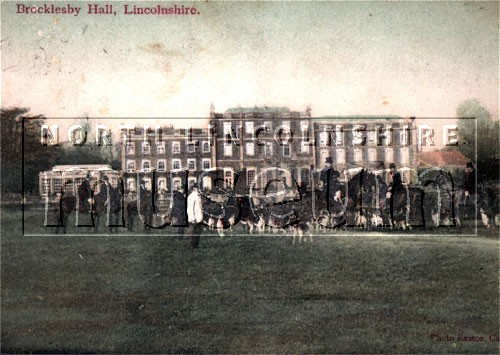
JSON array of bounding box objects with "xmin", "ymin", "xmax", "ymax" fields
[
  {"xmin": 293, "ymin": 222, "xmax": 313, "ymax": 244},
  {"xmin": 208, "ymin": 216, "xmax": 216, "ymax": 230},
  {"xmin": 370, "ymin": 211, "xmax": 384, "ymax": 228},
  {"xmin": 216, "ymin": 217, "xmax": 225, "ymax": 237},
  {"xmin": 431, "ymin": 208, "xmax": 440, "ymax": 227},
  {"xmin": 256, "ymin": 214, "xmax": 266, "ymax": 235},
  {"xmin": 354, "ymin": 211, "xmax": 368, "ymax": 229},
  {"xmin": 480, "ymin": 207, "xmax": 491, "ymax": 229}
]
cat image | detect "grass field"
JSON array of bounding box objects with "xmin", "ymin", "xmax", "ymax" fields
[{"xmin": 2, "ymin": 207, "xmax": 499, "ymax": 353}]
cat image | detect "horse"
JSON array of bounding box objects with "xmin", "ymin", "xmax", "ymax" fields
[
  {"xmin": 53, "ymin": 181, "xmax": 95, "ymax": 234},
  {"xmin": 92, "ymin": 182, "xmax": 125, "ymax": 233},
  {"xmin": 346, "ymin": 170, "xmax": 388, "ymax": 228},
  {"xmin": 126, "ymin": 190, "xmax": 153, "ymax": 231}
]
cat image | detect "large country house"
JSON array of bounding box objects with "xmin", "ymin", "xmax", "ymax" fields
[{"xmin": 39, "ymin": 106, "xmax": 417, "ymax": 196}]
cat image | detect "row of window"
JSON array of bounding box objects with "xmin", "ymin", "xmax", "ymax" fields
[
  {"xmin": 223, "ymin": 141, "xmax": 311, "ymax": 157},
  {"xmin": 126, "ymin": 158, "xmax": 211, "ymax": 173},
  {"xmin": 317, "ymin": 147, "xmax": 410, "ymax": 165},
  {"xmin": 125, "ymin": 166, "xmax": 312, "ymax": 192},
  {"xmin": 223, "ymin": 120, "xmax": 311, "ymax": 137},
  {"xmin": 126, "ymin": 141, "xmax": 211, "ymax": 155}
]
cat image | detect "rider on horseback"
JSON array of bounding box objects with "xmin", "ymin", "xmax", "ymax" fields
[
  {"xmin": 388, "ymin": 163, "xmax": 403, "ymax": 195},
  {"xmin": 77, "ymin": 178, "xmax": 92, "ymax": 213},
  {"xmin": 463, "ymin": 161, "xmax": 476, "ymax": 197}
]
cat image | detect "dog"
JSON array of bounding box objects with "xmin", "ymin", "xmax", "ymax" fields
[
  {"xmin": 355, "ymin": 211, "xmax": 368, "ymax": 229},
  {"xmin": 480, "ymin": 207, "xmax": 491, "ymax": 229},
  {"xmin": 431, "ymin": 208, "xmax": 440, "ymax": 227},
  {"xmin": 293, "ymin": 222, "xmax": 312, "ymax": 244},
  {"xmin": 370, "ymin": 211, "xmax": 384, "ymax": 228}
]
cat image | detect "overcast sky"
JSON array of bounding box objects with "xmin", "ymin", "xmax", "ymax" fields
[{"xmin": 2, "ymin": 1, "xmax": 498, "ymax": 129}]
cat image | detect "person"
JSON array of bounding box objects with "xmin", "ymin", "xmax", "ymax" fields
[
  {"xmin": 171, "ymin": 188, "xmax": 187, "ymax": 239},
  {"xmin": 139, "ymin": 179, "xmax": 148, "ymax": 198},
  {"xmin": 331, "ymin": 189, "xmax": 346, "ymax": 227},
  {"xmin": 320, "ymin": 157, "xmax": 341, "ymax": 194},
  {"xmin": 187, "ymin": 186, "xmax": 203, "ymax": 248},
  {"xmin": 388, "ymin": 163, "xmax": 402, "ymax": 194},
  {"xmin": 463, "ymin": 161, "xmax": 476, "ymax": 196},
  {"xmin": 138, "ymin": 179, "xmax": 152, "ymax": 229},
  {"xmin": 77, "ymin": 178, "xmax": 92, "ymax": 213}
]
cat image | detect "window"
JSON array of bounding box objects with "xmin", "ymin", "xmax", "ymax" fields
[
  {"xmin": 202, "ymin": 159, "xmax": 211, "ymax": 170},
  {"xmin": 283, "ymin": 144, "xmax": 291, "ymax": 157},
  {"xmin": 224, "ymin": 169, "xmax": 233, "ymax": 188},
  {"xmin": 172, "ymin": 159, "xmax": 181, "ymax": 170},
  {"xmin": 301, "ymin": 141, "xmax": 310, "ymax": 154},
  {"xmin": 142, "ymin": 160, "xmax": 151, "ymax": 171},
  {"xmin": 187, "ymin": 144, "xmax": 195, "ymax": 153},
  {"xmin": 368, "ymin": 148, "xmax": 377, "ymax": 161},
  {"xmin": 53, "ymin": 178, "xmax": 62, "ymax": 193},
  {"xmin": 142, "ymin": 142, "xmax": 151, "ymax": 154},
  {"xmin": 247, "ymin": 169, "xmax": 256, "ymax": 187},
  {"xmin": 224, "ymin": 144, "xmax": 232, "ymax": 157},
  {"xmin": 399, "ymin": 147, "xmax": 409, "ymax": 165},
  {"xmin": 172, "ymin": 141, "xmax": 180, "ymax": 154},
  {"xmin": 41, "ymin": 178, "xmax": 50, "ymax": 195},
  {"xmin": 223, "ymin": 122, "xmax": 239, "ymax": 142},
  {"xmin": 157, "ymin": 178, "xmax": 167, "ymax": 191},
  {"xmin": 188, "ymin": 178, "xmax": 197, "ymax": 190},
  {"xmin": 319, "ymin": 131, "xmax": 332, "ymax": 146},
  {"xmin": 157, "ymin": 160, "xmax": 166, "ymax": 172},
  {"xmin": 126, "ymin": 142, "xmax": 135, "ymax": 155},
  {"xmin": 245, "ymin": 121, "xmax": 254, "ymax": 134},
  {"xmin": 246, "ymin": 142, "xmax": 255, "ymax": 156},
  {"xmin": 300, "ymin": 168, "xmax": 310, "ymax": 186},
  {"xmin": 336, "ymin": 148, "xmax": 346, "ymax": 164},
  {"xmin": 157, "ymin": 142, "xmax": 165, "ymax": 154},
  {"xmin": 353, "ymin": 148, "xmax": 363, "ymax": 162},
  {"xmin": 187, "ymin": 159, "xmax": 196, "ymax": 171},
  {"xmin": 335, "ymin": 125, "xmax": 344, "ymax": 146},
  {"xmin": 202, "ymin": 141, "xmax": 210, "ymax": 153},
  {"xmin": 172, "ymin": 177, "xmax": 181, "ymax": 191},
  {"xmin": 127, "ymin": 178, "xmax": 136, "ymax": 192},
  {"xmin": 143, "ymin": 177, "xmax": 152, "ymax": 191},
  {"xmin": 264, "ymin": 121, "xmax": 272, "ymax": 133},
  {"xmin": 300, "ymin": 120, "xmax": 309, "ymax": 132},
  {"xmin": 385, "ymin": 147, "xmax": 394, "ymax": 164},
  {"xmin": 127, "ymin": 160, "xmax": 135, "ymax": 173},
  {"xmin": 264, "ymin": 142, "xmax": 273, "ymax": 157}
]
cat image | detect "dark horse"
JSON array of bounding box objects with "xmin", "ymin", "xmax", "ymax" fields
[
  {"xmin": 54, "ymin": 180, "xmax": 93, "ymax": 233},
  {"xmin": 55, "ymin": 180, "xmax": 124, "ymax": 233},
  {"xmin": 92, "ymin": 181, "xmax": 125, "ymax": 233},
  {"xmin": 126, "ymin": 190, "xmax": 154, "ymax": 231},
  {"xmin": 346, "ymin": 169, "xmax": 389, "ymax": 227}
]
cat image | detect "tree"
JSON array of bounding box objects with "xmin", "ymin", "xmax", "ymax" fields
[
  {"xmin": 456, "ymin": 100, "xmax": 499, "ymax": 183},
  {"xmin": 1, "ymin": 108, "xmax": 58, "ymax": 194},
  {"xmin": 54, "ymin": 118, "xmax": 118, "ymax": 167}
]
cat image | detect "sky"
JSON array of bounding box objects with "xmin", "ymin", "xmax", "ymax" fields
[{"xmin": 1, "ymin": 1, "xmax": 498, "ymax": 131}]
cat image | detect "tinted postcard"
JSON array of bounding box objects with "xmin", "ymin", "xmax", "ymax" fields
[{"xmin": 1, "ymin": 1, "xmax": 499, "ymax": 353}]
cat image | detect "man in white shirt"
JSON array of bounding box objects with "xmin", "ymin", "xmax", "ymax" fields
[{"xmin": 186, "ymin": 186, "xmax": 203, "ymax": 248}]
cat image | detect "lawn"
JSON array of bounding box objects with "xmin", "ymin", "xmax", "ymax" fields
[{"xmin": 2, "ymin": 206, "xmax": 499, "ymax": 353}]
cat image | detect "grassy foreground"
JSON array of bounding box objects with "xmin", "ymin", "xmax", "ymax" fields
[{"xmin": 2, "ymin": 207, "xmax": 499, "ymax": 353}]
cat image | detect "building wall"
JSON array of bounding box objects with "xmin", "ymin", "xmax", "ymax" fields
[
  {"xmin": 121, "ymin": 127, "xmax": 213, "ymax": 192},
  {"xmin": 212, "ymin": 107, "xmax": 314, "ymax": 190}
]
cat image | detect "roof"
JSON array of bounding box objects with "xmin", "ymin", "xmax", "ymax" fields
[
  {"xmin": 314, "ymin": 115, "xmax": 404, "ymax": 122},
  {"xmin": 225, "ymin": 106, "xmax": 290, "ymax": 114},
  {"xmin": 418, "ymin": 150, "xmax": 470, "ymax": 167},
  {"xmin": 51, "ymin": 164, "xmax": 112, "ymax": 171}
]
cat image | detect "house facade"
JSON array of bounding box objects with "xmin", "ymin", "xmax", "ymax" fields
[
  {"xmin": 211, "ymin": 106, "xmax": 314, "ymax": 191},
  {"xmin": 39, "ymin": 106, "xmax": 419, "ymax": 196},
  {"xmin": 121, "ymin": 125, "xmax": 213, "ymax": 193}
]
